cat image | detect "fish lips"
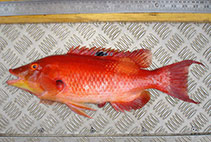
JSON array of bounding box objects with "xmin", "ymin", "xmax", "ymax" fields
[{"xmin": 7, "ymin": 69, "xmax": 25, "ymax": 86}]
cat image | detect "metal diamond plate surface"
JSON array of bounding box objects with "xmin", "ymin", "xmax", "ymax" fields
[{"xmin": 0, "ymin": 22, "xmax": 210, "ymax": 140}]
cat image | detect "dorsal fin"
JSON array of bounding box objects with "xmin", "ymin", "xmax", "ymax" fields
[
  {"xmin": 67, "ymin": 46, "xmax": 152, "ymax": 68},
  {"xmin": 125, "ymin": 49, "xmax": 152, "ymax": 68},
  {"xmin": 67, "ymin": 46, "xmax": 119, "ymax": 56}
]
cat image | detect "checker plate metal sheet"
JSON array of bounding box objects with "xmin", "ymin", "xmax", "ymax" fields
[{"xmin": 0, "ymin": 22, "xmax": 210, "ymax": 140}]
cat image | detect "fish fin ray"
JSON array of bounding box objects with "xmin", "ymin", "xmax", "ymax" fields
[
  {"xmin": 64, "ymin": 101, "xmax": 96, "ymax": 111},
  {"xmin": 67, "ymin": 46, "xmax": 119, "ymax": 56},
  {"xmin": 111, "ymin": 90, "xmax": 151, "ymax": 112},
  {"xmin": 67, "ymin": 46, "xmax": 151, "ymax": 68},
  {"xmin": 125, "ymin": 49, "xmax": 152, "ymax": 68},
  {"xmin": 155, "ymin": 60, "xmax": 203, "ymax": 104},
  {"xmin": 66, "ymin": 103, "xmax": 92, "ymax": 118}
]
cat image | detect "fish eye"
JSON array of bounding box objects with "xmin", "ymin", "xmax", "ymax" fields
[{"xmin": 31, "ymin": 63, "xmax": 38, "ymax": 70}]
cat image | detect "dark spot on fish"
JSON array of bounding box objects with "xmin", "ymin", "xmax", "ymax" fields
[
  {"xmin": 95, "ymin": 51, "xmax": 108, "ymax": 56},
  {"xmin": 56, "ymin": 80, "xmax": 65, "ymax": 91}
]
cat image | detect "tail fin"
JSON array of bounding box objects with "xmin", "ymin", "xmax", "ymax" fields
[{"xmin": 154, "ymin": 60, "xmax": 203, "ymax": 104}]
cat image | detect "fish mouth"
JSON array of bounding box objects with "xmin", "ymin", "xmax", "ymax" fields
[
  {"xmin": 7, "ymin": 69, "xmax": 24, "ymax": 86},
  {"xmin": 7, "ymin": 69, "xmax": 43, "ymax": 96}
]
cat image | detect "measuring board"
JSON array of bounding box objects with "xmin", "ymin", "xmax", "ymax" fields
[
  {"xmin": 0, "ymin": 0, "xmax": 211, "ymax": 23},
  {"xmin": 0, "ymin": 0, "xmax": 211, "ymax": 16}
]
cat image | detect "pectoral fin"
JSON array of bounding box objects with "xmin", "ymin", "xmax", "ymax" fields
[{"xmin": 111, "ymin": 90, "xmax": 151, "ymax": 112}]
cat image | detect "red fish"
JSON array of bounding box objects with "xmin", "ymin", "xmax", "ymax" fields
[{"xmin": 7, "ymin": 46, "xmax": 202, "ymax": 118}]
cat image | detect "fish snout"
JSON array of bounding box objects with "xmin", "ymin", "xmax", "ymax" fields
[
  {"xmin": 9, "ymin": 69, "xmax": 15, "ymax": 75},
  {"xmin": 7, "ymin": 68, "xmax": 23, "ymax": 86}
]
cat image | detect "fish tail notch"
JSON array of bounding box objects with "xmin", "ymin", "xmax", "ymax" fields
[{"xmin": 156, "ymin": 60, "xmax": 203, "ymax": 104}]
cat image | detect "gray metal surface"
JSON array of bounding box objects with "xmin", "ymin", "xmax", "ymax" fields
[
  {"xmin": 0, "ymin": 0, "xmax": 211, "ymax": 16},
  {"xmin": 0, "ymin": 135, "xmax": 211, "ymax": 142},
  {"xmin": 0, "ymin": 22, "xmax": 210, "ymax": 140}
]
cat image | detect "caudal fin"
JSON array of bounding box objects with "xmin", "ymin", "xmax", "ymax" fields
[{"xmin": 155, "ymin": 60, "xmax": 203, "ymax": 104}]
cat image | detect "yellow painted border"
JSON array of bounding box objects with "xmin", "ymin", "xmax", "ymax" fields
[{"xmin": 0, "ymin": 13, "xmax": 211, "ymax": 24}]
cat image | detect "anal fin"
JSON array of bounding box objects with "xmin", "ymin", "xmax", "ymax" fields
[{"xmin": 111, "ymin": 91, "xmax": 151, "ymax": 112}]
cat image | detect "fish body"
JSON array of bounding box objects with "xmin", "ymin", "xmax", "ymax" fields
[{"xmin": 7, "ymin": 46, "xmax": 202, "ymax": 118}]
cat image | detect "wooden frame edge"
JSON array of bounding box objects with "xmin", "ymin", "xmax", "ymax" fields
[{"xmin": 0, "ymin": 13, "xmax": 210, "ymax": 24}]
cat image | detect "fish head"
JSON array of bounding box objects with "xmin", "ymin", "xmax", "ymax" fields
[{"xmin": 7, "ymin": 61, "xmax": 45, "ymax": 96}]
